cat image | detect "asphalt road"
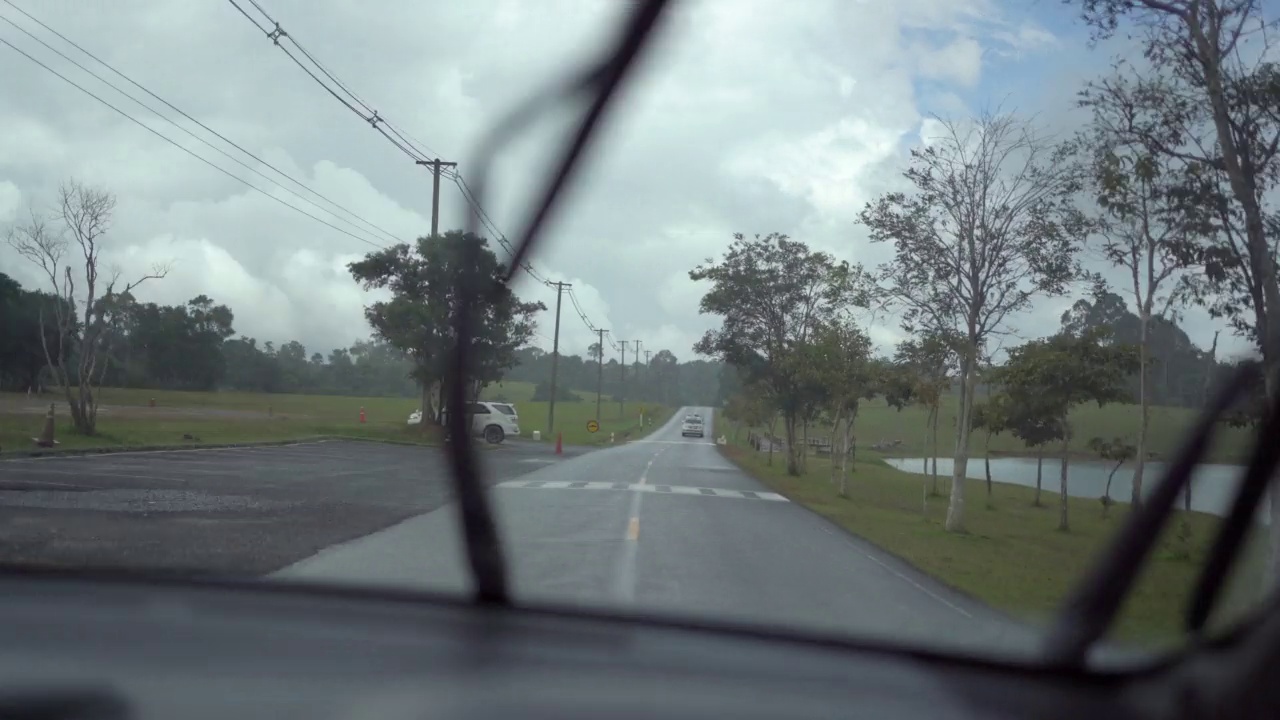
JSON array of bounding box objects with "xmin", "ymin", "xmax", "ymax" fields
[
  {"xmin": 0, "ymin": 439, "xmax": 581, "ymax": 575},
  {"xmin": 279, "ymin": 408, "xmax": 1044, "ymax": 658}
]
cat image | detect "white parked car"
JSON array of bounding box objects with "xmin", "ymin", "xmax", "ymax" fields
[{"xmin": 407, "ymin": 401, "xmax": 520, "ymax": 444}]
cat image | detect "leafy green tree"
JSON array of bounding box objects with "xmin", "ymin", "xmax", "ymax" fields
[
  {"xmin": 349, "ymin": 231, "xmax": 544, "ymax": 427},
  {"xmin": 0, "ymin": 273, "xmax": 71, "ymax": 392},
  {"xmin": 859, "ymin": 111, "xmax": 1086, "ymax": 532},
  {"xmin": 971, "ymin": 396, "xmax": 1009, "ymax": 509},
  {"xmin": 1075, "ymin": 0, "xmax": 1280, "ymax": 578},
  {"xmin": 1000, "ymin": 397, "xmax": 1063, "ymax": 507},
  {"xmin": 895, "ymin": 332, "xmax": 960, "ymax": 495},
  {"xmin": 993, "ymin": 327, "xmax": 1140, "ymax": 531},
  {"xmin": 1075, "ymin": 0, "xmax": 1280, "ymax": 373},
  {"xmin": 805, "ymin": 317, "xmax": 876, "ymax": 496},
  {"xmin": 1079, "ymin": 78, "xmax": 1218, "ymax": 509},
  {"xmin": 691, "ymin": 232, "xmax": 865, "ymax": 476},
  {"xmin": 1087, "ymin": 436, "xmax": 1136, "ymax": 520}
]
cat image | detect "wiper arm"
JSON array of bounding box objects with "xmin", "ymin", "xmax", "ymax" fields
[
  {"xmin": 447, "ymin": 0, "xmax": 675, "ymax": 605},
  {"xmin": 1043, "ymin": 363, "xmax": 1258, "ymax": 666},
  {"xmin": 1187, "ymin": 370, "xmax": 1280, "ymax": 632}
]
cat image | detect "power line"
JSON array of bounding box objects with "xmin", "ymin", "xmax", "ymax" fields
[
  {"xmin": 227, "ymin": 0, "xmax": 438, "ymax": 164},
  {"xmin": 226, "ymin": 1, "xmax": 573, "ymax": 295},
  {"xmin": 0, "ymin": 2, "xmax": 403, "ymax": 246},
  {"xmin": 224, "ymin": 0, "xmax": 616, "ymax": 339},
  {"xmin": 0, "ymin": 35, "xmax": 388, "ymax": 250}
]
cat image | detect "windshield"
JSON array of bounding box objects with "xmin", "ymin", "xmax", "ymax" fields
[{"xmin": 2, "ymin": 0, "xmax": 1279, "ymax": 668}]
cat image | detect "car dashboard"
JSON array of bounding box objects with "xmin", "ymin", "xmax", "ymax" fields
[{"xmin": 0, "ymin": 572, "xmax": 1239, "ymax": 720}]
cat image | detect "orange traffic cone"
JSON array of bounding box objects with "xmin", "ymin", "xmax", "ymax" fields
[
  {"xmin": 555, "ymin": 431, "xmax": 563, "ymax": 455},
  {"xmin": 359, "ymin": 407, "xmax": 366, "ymax": 423}
]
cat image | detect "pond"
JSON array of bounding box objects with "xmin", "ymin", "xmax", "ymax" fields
[{"xmin": 882, "ymin": 456, "xmax": 1267, "ymax": 522}]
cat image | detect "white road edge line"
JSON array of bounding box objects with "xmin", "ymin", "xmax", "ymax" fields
[{"xmin": 811, "ymin": 521, "xmax": 973, "ymax": 619}]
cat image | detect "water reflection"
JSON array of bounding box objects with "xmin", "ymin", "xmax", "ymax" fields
[{"xmin": 883, "ymin": 456, "xmax": 1267, "ymax": 522}]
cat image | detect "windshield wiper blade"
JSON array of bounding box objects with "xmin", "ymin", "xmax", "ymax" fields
[
  {"xmin": 1042, "ymin": 362, "xmax": 1257, "ymax": 667},
  {"xmin": 1187, "ymin": 368, "xmax": 1280, "ymax": 632},
  {"xmin": 447, "ymin": 0, "xmax": 674, "ymax": 605}
]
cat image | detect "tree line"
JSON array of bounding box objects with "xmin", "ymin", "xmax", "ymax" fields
[
  {"xmin": 3, "ymin": 182, "xmax": 706, "ymax": 440},
  {"xmin": 499, "ymin": 346, "xmax": 725, "ymax": 408},
  {"xmin": 704, "ymin": 0, "xmax": 1280, "ymax": 575},
  {"xmin": 1, "ymin": 269, "xmax": 424, "ymax": 399}
]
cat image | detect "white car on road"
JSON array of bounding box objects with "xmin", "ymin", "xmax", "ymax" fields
[
  {"xmin": 407, "ymin": 401, "xmax": 520, "ymax": 444},
  {"xmin": 681, "ymin": 415, "xmax": 704, "ymax": 438}
]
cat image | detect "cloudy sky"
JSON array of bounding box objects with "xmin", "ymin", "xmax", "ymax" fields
[{"xmin": 0, "ymin": 0, "xmax": 1250, "ymax": 367}]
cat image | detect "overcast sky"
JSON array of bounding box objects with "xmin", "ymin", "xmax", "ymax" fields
[{"xmin": 0, "ymin": 0, "xmax": 1253, "ymax": 368}]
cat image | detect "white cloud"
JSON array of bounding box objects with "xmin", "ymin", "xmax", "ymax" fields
[{"xmin": 0, "ymin": 0, "xmax": 1244, "ymax": 374}]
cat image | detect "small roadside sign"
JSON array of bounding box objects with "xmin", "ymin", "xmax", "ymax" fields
[{"xmin": 587, "ymin": 419, "xmax": 600, "ymax": 433}]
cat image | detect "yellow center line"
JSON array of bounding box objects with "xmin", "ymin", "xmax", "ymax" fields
[{"xmin": 627, "ymin": 516, "xmax": 640, "ymax": 541}]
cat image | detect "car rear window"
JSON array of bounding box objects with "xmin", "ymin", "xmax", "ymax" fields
[{"xmin": 492, "ymin": 404, "xmax": 517, "ymax": 416}]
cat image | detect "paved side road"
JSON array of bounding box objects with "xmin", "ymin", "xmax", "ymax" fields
[
  {"xmin": 280, "ymin": 409, "xmax": 1045, "ymax": 658},
  {"xmin": 0, "ymin": 439, "xmax": 579, "ymax": 575}
]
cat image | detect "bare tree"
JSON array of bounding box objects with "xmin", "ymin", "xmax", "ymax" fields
[
  {"xmin": 858, "ymin": 111, "xmax": 1086, "ymax": 532},
  {"xmin": 6, "ymin": 179, "xmax": 168, "ymax": 435},
  {"xmin": 1079, "ymin": 91, "xmax": 1213, "ymax": 509}
]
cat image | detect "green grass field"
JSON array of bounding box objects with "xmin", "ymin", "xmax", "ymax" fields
[
  {"xmin": 719, "ymin": 435, "xmax": 1265, "ymax": 646},
  {"xmin": 831, "ymin": 395, "xmax": 1255, "ymax": 465},
  {"xmin": 482, "ymin": 380, "xmax": 674, "ymax": 445},
  {"xmin": 0, "ymin": 386, "xmax": 440, "ymax": 454},
  {"xmin": 0, "ymin": 381, "xmax": 672, "ymax": 454}
]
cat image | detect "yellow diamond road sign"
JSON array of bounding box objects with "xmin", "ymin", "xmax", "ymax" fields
[{"xmin": 587, "ymin": 419, "xmax": 600, "ymax": 433}]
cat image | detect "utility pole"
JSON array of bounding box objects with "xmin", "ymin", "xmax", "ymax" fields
[
  {"xmin": 617, "ymin": 340, "xmax": 629, "ymax": 416},
  {"xmin": 595, "ymin": 328, "xmax": 607, "ymax": 422},
  {"xmin": 634, "ymin": 340, "xmax": 643, "ymax": 398},
  {"xmin": 415, "ymin": 158, "xmax": 458, "ymax": 236},
  {"xmin": 644, "ymin": 349, "xmax": 653, "ymax": 403},
  {"xmin": 546, "ymin": 281, "xmax": 571, "ymax": 437}
]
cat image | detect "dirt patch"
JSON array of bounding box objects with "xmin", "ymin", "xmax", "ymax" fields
[{"xmin": 0, "ymin": 397, "xmax": 285, "ymax": 421}]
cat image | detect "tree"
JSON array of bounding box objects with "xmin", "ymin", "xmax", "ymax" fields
[
  {"xmin": 691, "ymin": 233, "xmax": 864, "ymax": 476},
  {"xmin": 895, "ymin": 332, "xmax": 959, "ymax": 495},
  {"xmin": 807, "ymin": 317, "xmax": 876, "ymax": 497},
  {"xmin": 1087, "ymin": 436, "xmax": 1137, "ymax": 519},
  {"xmin": 1080, "ymin": 77, "xmax": 1218, "ymax": 510},
  {"xmin": 859, "ymin": 111, "xmax": 1086, "ymax": 532},
  {"xmin": 0, "ymin": 273, "xmax": 71, "ymax": 393},
  {"xmin": 1060, "ymin": 289, "xmax": 1218, "ymax": 407},
  {"xmin": 993, "ymin": 327, "xmax": 1139, "ymax": 531},
  {"xmin": 1075, "ymin": 0, "xmax": 1280, "ymax": 368},
  {"xmin": 649, "ymin": 349, "xmax": 680, "ymax": 405},
  {"xmin": 1000, "ymin": 397, "xmax": 1064, "ymax": 507},
  {"xmin": 5, "ymin": 180, "xmax": 168, "ymax": 434},
  {"xmin": 1075, "ymin": 0, "xmax": 1280, "ymax": 577},
  {"xmin": 349, "ymin": 230, "xmax": 544, "ymax": 427},
  {"xmin": 971, "ymin": 397, "xmax": 1009, "ymax": 509}
]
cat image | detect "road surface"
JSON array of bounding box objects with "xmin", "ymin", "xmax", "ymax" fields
[{"xmin": 279, "ymin": 408, "xmax": 1044, "ymax": 657}]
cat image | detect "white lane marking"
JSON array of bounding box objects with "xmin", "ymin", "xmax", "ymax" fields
[
  {"xmin": 495, "ymin": 480, "xmax": 789, "ymax": 502},
  {"xmin": 613, "ymin": 447, "xmax": 665, "ymax": 602},
  {"xmin": 807, "ymin": 519, "xmax": 973, "ymax": 619}
]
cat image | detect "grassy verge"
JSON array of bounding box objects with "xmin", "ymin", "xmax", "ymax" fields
[
  {"xmin": 720, "ymin": 436, "xmax": 1265, "ymax": 646},
  {"xmin": 0, "ymin": 414, "xmax": 445, "ymax": 456},
  {"xmin": 0, "ymin": 382, "xmax": 668, "ymax": 454}
]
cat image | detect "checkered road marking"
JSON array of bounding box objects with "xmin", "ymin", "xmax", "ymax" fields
[{"xmin": 495, "ymin": 479, "xmax": 789, "ymax": 503}]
